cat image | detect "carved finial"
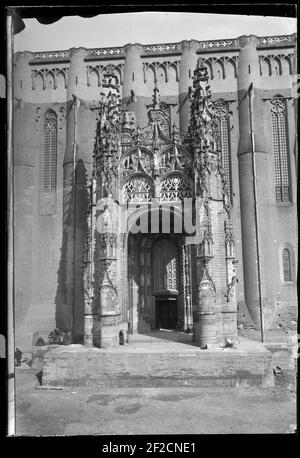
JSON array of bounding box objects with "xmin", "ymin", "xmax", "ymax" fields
[
  {"xmin": 127, "ymin": 89, "xmax": 137, "ymax": 105},
  {"xmin": 152, "ymin": 82, "xmax": 160, "ymax": 110},
  {"xmin": 122, "ymin": 110, "xmax": 132, "ymax": 130},
  {"xmin": 171, "ymin": 123, "xmax": 176, "ymax": 142},
  {"xmin": 152, "ymin": 121, "xmax": 160, "ymax": 150},
  {"xmin": 135, "ymin": 125, "xmax": 141, "ymax": 144}
]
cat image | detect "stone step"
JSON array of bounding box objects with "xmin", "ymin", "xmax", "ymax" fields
[{"xmin": 42, "ymin": 338, "xmax": 274, "ymax": 389}]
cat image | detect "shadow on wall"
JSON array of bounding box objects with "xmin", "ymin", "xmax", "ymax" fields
[{"xmin": 55, "ymin": 159, "xmax": 89, "ymax": 344}]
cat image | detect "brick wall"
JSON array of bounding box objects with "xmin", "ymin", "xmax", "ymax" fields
[
  {"xmin": 13, "ymin": 37, "xmax": 297, "ymax": 348},
  {"xmin": 42, "ymin": 344, "xmax": 274, "ymax": 388}
]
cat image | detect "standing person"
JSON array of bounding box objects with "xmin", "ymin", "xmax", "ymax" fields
[{"xmin": 14, "ymin": 347, "xmax": 22, "ymax": 366}]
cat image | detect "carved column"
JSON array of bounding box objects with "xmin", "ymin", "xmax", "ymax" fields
[
  {"xmin": 83, "ymin": 177, "xmax": 96, "ymax": 345},
  {"xmin": 182, "ymin": 244, "xmax": 193, "ymax": 331},
  {"xmin": 195, "ymin": 214, "xmax": 216, "ymax": 348},
  {"xmin": 91, "ymin": 67, "xmax": 123, "ymax": 347},
  {"xmin": 189, "ymin": 59, "xmax": 219, "ymax": 348},
  {"xmin": 222, "ymin": 220, "xmax": 238, "ymax": 346},
  {"xmin": 95, "ymin": 197, "xmax": 120, "ymax": 348}
]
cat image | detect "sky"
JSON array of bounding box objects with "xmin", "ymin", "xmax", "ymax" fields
[{"xmin": 14, "ymin": 12, "xmax": 297, "ymax": 52}]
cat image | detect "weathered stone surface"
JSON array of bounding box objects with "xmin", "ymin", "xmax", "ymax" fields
[
  {"xmin": 42, "ymin": 335, "xmax": 274, "ymax": 388},
  {"xmin": 13, "ymin": 35, "xmax": 297, "ymax": 350}
]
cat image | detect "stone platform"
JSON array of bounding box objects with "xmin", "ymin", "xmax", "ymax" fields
[{"xmin": 41, "ymin": 330, "xmax": 274, "ymax": 388}]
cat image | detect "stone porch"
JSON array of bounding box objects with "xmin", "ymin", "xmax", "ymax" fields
[{"xmin": 40, "ymin": 330, "xmax": 275, "ymax": 388}]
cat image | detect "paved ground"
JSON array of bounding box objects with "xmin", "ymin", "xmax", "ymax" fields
[{"xmin": 15, "ymin": 366, "xmax": 296, "ymax": 436}]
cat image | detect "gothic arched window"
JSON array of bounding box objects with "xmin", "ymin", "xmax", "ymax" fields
[
  {"xmin": 282, "ymin": 248, "xmax": 292, "ymax": 281},
  {"xmin": 43, "ymin": 110, "xmax": 57, "ymax": 191},
  {"xmin": 214, "ymin": 101, "xmax": 232, "ymax": 199},
  {"xmin": 270, "ymin": 97, "xmax": 291, "ymax": 202}
]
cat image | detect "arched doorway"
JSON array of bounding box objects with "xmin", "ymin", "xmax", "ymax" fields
[
  {"xmin": 127, "ymin": 231, "xmax": 188, "ymax": 334},
  {"xmin": 153, "ymin": 238, "xmax": 179, "ymax": 330}
]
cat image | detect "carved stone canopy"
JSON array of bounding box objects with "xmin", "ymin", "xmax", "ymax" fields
[
  {"xmin": 99, "ymin": 268, "xmax": 119, "ymax": 316},
  {"xmin": 198, "ymin": 265, "xmax": 216, "ymax": 297},
  {"xmin": 120, "ymin": 89, "xmax": 194, "ymax": 203}
]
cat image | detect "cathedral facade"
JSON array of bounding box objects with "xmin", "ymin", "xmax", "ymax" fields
[{"xmin": 13, "ymin": 33, "xmax": 297, "ymax": 349}]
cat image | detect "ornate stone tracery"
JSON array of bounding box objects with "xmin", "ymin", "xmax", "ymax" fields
[
  {"xmin": 160, "ymin": 173, "xmax": 193, "ymax": 201},
  {"xmin": 121, "ymin": 146, "xmax": 153, "ymax": 180},
  {"xmin": 120, "ymin": 85, "xmax": 194, "ymax": 203},
  {"xmin": 92, "ymin": 67, "xmax": 122, "ymax": 196},
  {"xmin": 123, "ymin": 175, "xmax": 154, "ymax": 202},
  {"xmin": 87, "ymin": 63, "xmax": 124, "ymax": 87},
  {"xmin": 143, "ymin": 60, "xmax": 180, "ymax": 84},
  {"xmin": 197, "ymin": 56, "xmax": 239, "ymax": 80},
  {"xmin": 83, "ymin": 52, "xmax": 239, "ymax": 348},
  {"xmin": 189, "ymin": 61, "xmax": 220, "ymax": 155},
  {"xmin": 187, "ymin": 57, "xmax": 238, "ymax": 348},
  {"xmin": 224, "ymin": 220, "xmax": 235, "ymax": 257},
  {"xmin": 153, "ymin": 239, "xmax": 179, "ymax": 294},
  {"xmin": 259, "ymin": 53, "xmax": 293, "ymax": 77},
  {"xmin": 270, "ymin": 96, "xmax": 286, "ymax": 114},
  {"xmin": 31, "ymin": 67, "xmax": 68, "ymax": 90}
]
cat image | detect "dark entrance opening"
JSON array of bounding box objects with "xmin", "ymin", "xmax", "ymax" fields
[{"xmin": 155, "ymin": 296, "xmax": 178, "ymax": 330}]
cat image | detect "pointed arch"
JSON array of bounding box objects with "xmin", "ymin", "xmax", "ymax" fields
[
  {"xmin": 270, "ymin": 96, "xmax": 291, "ymax": 202},
  {"xmin": 214, "ymin": 59, "xmax": 225, "ymax": 79},
  {"xmin": 272, "ymin": 55, "xmax": 282, "ymax": 76},
  {"xmin": 121, "ymin": 145, "xmax": 153, "ymax": 177},
  {"xmin": 33, "ymin": 70, "xmax": 45, "ymax": 91},
  {"xmin": 56, "ymin": 69, "xmax": 67, "ymax": 90},
  {"xmin": 144, "ymin": 63, "xmax": 156, "ymax": 84},
  {"xmin": 46, "ymin": 70, "xmax": 55, "ymax": 90},
  {"xmin": 279, "ymin": 243, "xmax": 295, "ymax": 283},
  {"xmin": 260, "ymin": 56, "xmax": 272, "ymax": 76},
  {"xmin": 157, "ymin": 63, "xmax": 168, "ymax": 83},
  {"xmin": 282, "ymin": 55, "xmax": 292, "ymax": 75},
  {"xmin": 43, "ymin": 109, "xmax": 57, "ymax": 191},
  {"xmin": 90, "ymin": 67, "xmax": 101, "ymax": 87},
  {"xmin": 225, "ymin": 58, "xmax": 237, "ymax": 79},
  {"xmin": 168, "ymin": 61, "xmax": 179, "ymax": 82},
  {"xmin": 282, "ymin": 248, "xmax": 291, "ymax": 281},
  {"xmin": 213, "ymin": 100, "xmax": 232, "ymax": 199}
]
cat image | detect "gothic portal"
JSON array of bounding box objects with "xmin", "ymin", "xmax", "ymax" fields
[{"xmin": 79, "ymin": 61, "xmax": 238, "ymax": 348}]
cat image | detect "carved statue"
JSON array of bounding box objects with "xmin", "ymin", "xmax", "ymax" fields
[
  {"xmin": 153, "ymin": 152, "xmax": 160, "ymax": 169},
  {"xmin": 226, "ymin": 275, "xmax": 238, "ymax": 302},
  {"xmin": 102, "ymin": 205, "xmax": 113, "ymax": 233}
]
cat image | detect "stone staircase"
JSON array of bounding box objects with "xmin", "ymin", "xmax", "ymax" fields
[{"xmin": 41, "ymin": 331, "xmax": 275, "ymax": 388}]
